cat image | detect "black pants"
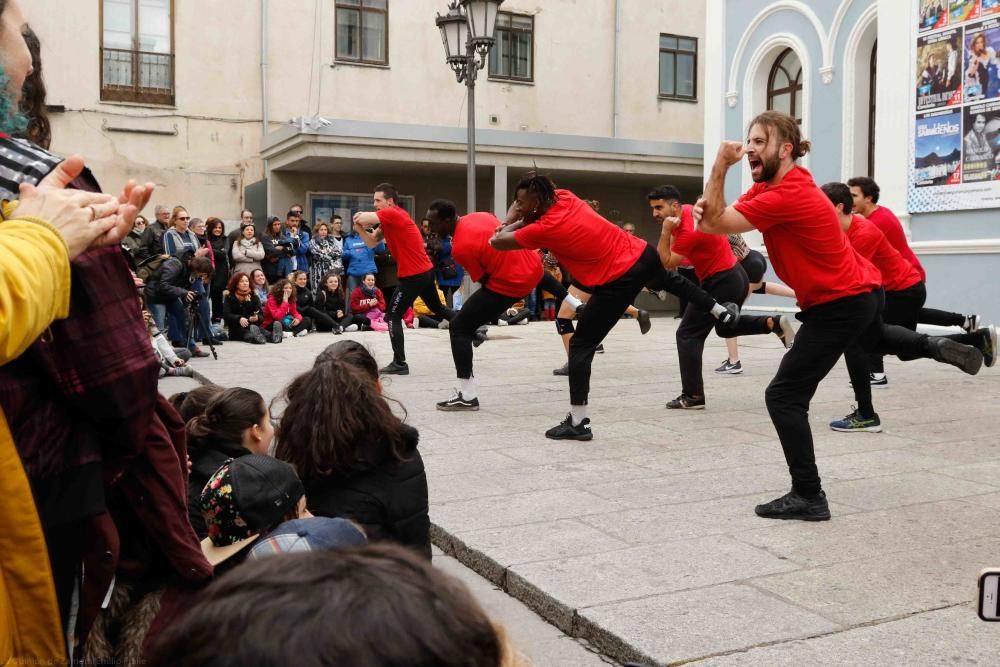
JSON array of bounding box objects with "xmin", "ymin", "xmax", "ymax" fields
[
  {"xmin": 567, "ymin": 244, "xmax": 715, "ymax": 405},
  {"xmin": 302, "ymin": 306, "xmax": 337, "ymax": 332},
  {"xmin": 676, "ymin": 264, "xmax": 771, "ymax": 397},
  {"xmin": 277, "ymin": 317, "xmax": 312, "ymax": 335},
  {"xmin": 389, "ymin": 269, "xmax": 455, "ymax": 364},
  {"xmin": 537, "ymin": 271, "xmax": 569, "ymax": 302},
  {"xmin": 450, "ymin": 286, "xmax": 519, "ymax": 379},
  {"xmin": 340, "ymin": 313, "xmax": 370, "ymax": 330},
  {"xmin": 766, "ymin": 290, "xmax": 936, "ymax": 497},
  {"xmin": 865, "ymin": 281, "xmax": 926, "ymax": 373},
  {"xmin": 920, "ymin": 307, "xmax": 965, "ymax": 327},
  {"xmin": 675, "ymin": 266, "xmax": 699, "ymax": 315}
]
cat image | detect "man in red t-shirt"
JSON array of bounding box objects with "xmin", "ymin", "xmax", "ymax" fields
[
  {"xmin": 353, "ymin": 182, "xmax": 454, "ymax": 375},
  {"xmin": 823, "ymin": 182, "xmax": 996, "ymax": 433},
  {"xmin": 848, "ymin": 176, "xmax": 978, "ymax": 334},
  {"xmin": 649, "ymin": 184, "xmax": 794, "ymax": 410},
  {"xmin": 490, "ymin": 173, "xmax": 738, "ymax": 441},
  {"xmin": 695, "ymin": 111, "xmax": 985, "ymax": 522},
  {"xmin": 425, "ymin": 199, "xmax": 543, "ymax": 411}
]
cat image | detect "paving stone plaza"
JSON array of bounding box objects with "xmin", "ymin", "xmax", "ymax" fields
[{"xmin": 174, "ymin": 318, "xmax": 1000, "ymax": 665}]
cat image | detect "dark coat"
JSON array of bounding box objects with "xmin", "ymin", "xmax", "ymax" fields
[
  {"xmin": 143, "ymin": 257, "xmax": 189, "ymax": 304},
  {"xmin": 316, "ymin": 289, "xmax": 347, "ymax": 319},
  {"xmin": 208, "ymin": 235, "xmax": 229, "ymax": 292},
  {"xmin": 302, "ymin": 424, "xmax": 430, "ymax": 559}
]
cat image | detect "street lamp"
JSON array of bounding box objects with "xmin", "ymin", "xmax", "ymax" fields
[{"xmin": 436, "ymin": 0, "xmax": 503, "ymax": 214}]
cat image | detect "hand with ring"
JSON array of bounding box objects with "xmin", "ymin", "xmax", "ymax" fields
[{"xmin": 14, "ymin": 185, "xmax": 123, "ymax": 260}]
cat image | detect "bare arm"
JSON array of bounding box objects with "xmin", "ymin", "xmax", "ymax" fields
[
  {"xmin": 698, "ymin": 142, "xmax": 755, "ymax": 235},
  {"xmin": 351, "ymin": 215, "xmax": 384, "ymax": 249},
  {"xmin": 656, "ymin": 217, "xmax": 685, "ymax": 269}
]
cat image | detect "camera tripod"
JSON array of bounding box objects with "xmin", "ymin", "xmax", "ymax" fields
[{"xmin": 186, "ymin": 295, "xmax": 219, "ymax": 360}]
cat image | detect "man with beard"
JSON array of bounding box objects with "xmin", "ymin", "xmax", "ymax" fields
[{"xmin": 696, "ymin": 111, "xmax": 984, "ymax": 522}]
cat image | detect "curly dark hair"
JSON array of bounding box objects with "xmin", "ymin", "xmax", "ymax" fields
[
  {"xmin": 513, "ymin": 171, "xmax": 558, "ymax": 217},
  {"xmin": 20, "ymin": 25, "xmax": 50, "ymax": 149}
]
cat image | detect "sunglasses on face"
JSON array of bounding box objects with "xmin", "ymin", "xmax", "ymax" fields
[{"xmin": 178, "ymin": 216, "xmax": 191, "ymax": 221}]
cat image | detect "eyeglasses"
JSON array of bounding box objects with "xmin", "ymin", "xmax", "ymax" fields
[{"xmin": 177, "ymin": 216, "xmax": 191, "ymax": 221}]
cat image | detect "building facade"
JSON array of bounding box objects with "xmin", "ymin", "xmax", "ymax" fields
[
  {"xmin": 31, "ymin": 0, "xmax": 710, "ymax": 246},
  {"xmin": 706, "ymin": 0, "xmax": 1000, "ymax": 316}
]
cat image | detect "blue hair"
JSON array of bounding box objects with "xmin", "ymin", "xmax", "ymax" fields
[{"xmin": 0, "ymin": 66, "xmax": 28, "ymax": 135}]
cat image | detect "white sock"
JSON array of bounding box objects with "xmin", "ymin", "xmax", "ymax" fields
[
  {"xmin": 710, "ymin": 302, "xmax": 728, "ymax": 319},
  {"xmin": 570, "ymin": 404, "xmax": 588, "ymax": 426},
  {"xmin": 565, "ymin": 293, "xmax": 583, "ymax": 309},
  {"xmin": 460, "ymin": 377, "xmax": 478, "ymax": 400}
]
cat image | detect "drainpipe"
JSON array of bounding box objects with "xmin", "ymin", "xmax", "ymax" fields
[
  {"xmin": 261, "ymin": 0, "xmax": 271, "ymax": 215},
  {"xmin": 612, "ymin": 0, "xmax": 622, "ymax": 137}
]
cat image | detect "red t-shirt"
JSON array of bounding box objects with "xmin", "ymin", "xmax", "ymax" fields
[
  {"xmin": 733, "ymin": 166, "xmax": 881, "ymax": 310},
  {"xmin": 866, "ymin": 206, "xmax": 926, "ymax": 282},
  {"xmin": 513, "ymin": 190, "xmax": 646, "ymax": 286},
  {"xmin": 453, "ymin": 212, "xmax": 543, "ymax": 298},
  {"xmin": 846, "ymin": 215, "xmax": 922, "ymax": 292},
  {"xmin": 376, "ymin": 206, "xmax": 434, "ymax": 278},
  {"xmin": 670, "ymin": 204, "xmax": 737, "ymax": 281}
]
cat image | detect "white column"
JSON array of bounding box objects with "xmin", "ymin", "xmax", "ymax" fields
[
  {"xmin": 703, "ymin": 0, "xmax": 727, "ymax": 184},
  {"xmin": 493, "ymin": 162, "xmax": 508, "ymax": 218},
  {"xmin": 874, "ymin": 0, "xmax": 912, "ymax": 235}
]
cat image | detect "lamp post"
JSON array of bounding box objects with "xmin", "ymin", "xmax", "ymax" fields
[{"xmin": 436, "ymin": 0, "xmax": 504, "ymax": 214}]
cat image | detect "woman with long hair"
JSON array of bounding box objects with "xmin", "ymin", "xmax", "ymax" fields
[
  {"xmin": 250, "ymin": 268, "xmax": 269, "ymax": 303},
  {"xmin": 292, "ymin": 270, "xmax": 335, "ymax": 332},
  {"xmin": 223, "ymin": 272, "xmax": 271, "ymax": 344},
  {"xmin": 205, "ymin": 217, "xmax": 230, "ymax": 320},
  {"xmin": 307, "ymin": 221, "xmax": 342, "ymax": 287},
  {"xmin": 317, "ymin": 272, "xmax": 368, "ymax": 332},
  {"xmin": 231, "ymin": 221, "xmax": 265, "ymax": 275},
  {"xmin": 262, "ymin": 278, "xmax": 311, "ymax": 339},
  {"xmin": 274, "ymin": 341, "xmax": 430, "ymax": 558},
  {"xmin": 261, "ymin": 216, "xmax": 289, "ymax": 284},
  {"xmin": 186, "ymin": 388, "xmax": 274, "ymax": 538}
]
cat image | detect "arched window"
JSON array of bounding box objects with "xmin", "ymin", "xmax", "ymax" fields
[
  {"xmin": 767, "ymin": 48, "xmax": 803, "ymax": 124},
  {"xmin": 867, "ymin": 41, "xmax": 878, "ymax": 177}
]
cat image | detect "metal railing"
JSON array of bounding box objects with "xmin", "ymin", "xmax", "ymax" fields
[{"xmin": 100, "ymin": 47, "xmax": 175, "ymax": 105}]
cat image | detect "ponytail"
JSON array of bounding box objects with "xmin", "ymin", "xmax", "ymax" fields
[{"xmin": 186, "ymin": 387, "xmax": 266, "ymax": 453}]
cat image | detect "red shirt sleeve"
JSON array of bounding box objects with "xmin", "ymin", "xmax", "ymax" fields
[
  {"xmin": 847, "ymin": 221, "xmax": 880, "ymax": 261},
  {"xmin": 376, "ymin": 206, "xmax": 407, "ymax": 231},
  {"xmin": 512, "ymin": 221, "xmax": 549, "ymax": 250},
  {"xmin": 733, "ymin": 188, "xmax": 787, "ymax": 232}
]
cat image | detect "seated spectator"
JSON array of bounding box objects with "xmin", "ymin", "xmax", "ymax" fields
[
  {"xmin": 223, "ymin": 272, "xmax": 271, "ymax": 344},
  {"xmin": 143, "ymin": 251, "xmax": 213, "ymax": 357},
  {"xmin": 186, "ymin": 388, "xmax": 274, "ymax": 538},
  {"xmin": 168, "ymin": 384, "xmax": 225, "ymax": 424},
  {"xmin": 316, "ymin": 272, "xmax": 368, "ymax": 333},
  {"xmin": 292, "ymin": 270, "xmax": 335, "ymax": 332},
  {"xmin": 198, "ymin": 455, "xmax": 308, "ymax": 570},
  {"xmin": 246, "ymin": 516, "xmax": 366, "ymax": 561},
  {"xmin": 231, "ymin": 221, "xmax": 265, "ymax": 276},
  {"xmin": 275, "ymin": 340, "xmax": 430, "ymax": 558},
  {"xmin": 263, "ymin": 278, "xmax": 311, "ymax": 340},
  {"xmin": 497, "ymin": 298, "xmax": 531, "ymax": 326},
  {"xmin": 250, "ymin": 268, "xmax": 269, "ymax": 303},
  {"xmin": 149, "ymin": 545, "xmax": 523, "ymax": 667},
  {"xmin": 143, "ymin": 308, "xmax": 193, "ymax": 376},
  {"xmin": 436, "ymin": 233, "xmax": 464, "ymax": 307},
  {"xmin": 413, "ymin": 285, "xmax": 448, "ymax": 329},
  {"xmin": 350, "ymin": 273, "xmax": 388, "ymax": 331}
]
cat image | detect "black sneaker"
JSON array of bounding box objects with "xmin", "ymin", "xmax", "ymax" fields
[
  {"xmin": 379, "ymin": 361, "xmax": 410, "ymax": 376},
  {"xmin": 973, "ymin": 324, "xmax": 997, "ymax": 368},
  {"xmin": 829, "ymin": 408, "xmax": 882, "ymax": 433},
  {"xmin": 545, "ymin": 414, "xmax": 593, "ymax": 441},
  {"xmin": 553, "ymin": 362, "xmax": 569, "ymax": 376},
  {"xmin": 755, "ymin": 490, "xmax": 831, "ymax": 521},
  {"xmin": 963, "ymin": 313, "xmax": 980, "ymax": 334},
  {"xmin": 869, "ymin": 372, "xmax": 888, "ymax": 387},
  {"xmin": 436, "ymin": 391, "xmax": 480, "ymax": 411},
  {"xmin": 930, "ymin": 337, "xmax": 983, "ymax": 375},
  {"xmin": 596, "ymin": 343, "xmax": 605, "ymax": 354},
  {"xmin": 666, "ymin": 393, "xmax": 705, "ymax": 410},
  {"xmin": 575, "ymin": 302, "xmax": 586, "ymax": 317},
  {"xmin": 637, "ymin": 309, "xmax": 652, "ymax": 335},
  {"xmin": 715, "ymin": 359, "xmax": 743, "ymax": 374},
  {"xmin": 473, "ymin": 328, "xmax": 489, "ymax": 348},
  {"xmin": 773, "ymin": 314, "xmax": 795, "ymax": 349}
]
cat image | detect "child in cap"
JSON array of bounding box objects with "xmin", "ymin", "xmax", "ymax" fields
[
  {"xmin": 247, "ymin": 517, "xmax": 367, "ymax": 561},
  {"xmin": 198, "ymin": 455, "xmax": 310, "ymax": 570}
]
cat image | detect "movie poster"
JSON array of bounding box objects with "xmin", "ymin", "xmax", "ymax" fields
[
  {"xmin": 951, "ymin": 0, "xmax": 982, "ymax": 22},
  {"xmin": 963, "ymin": 18, "xmax": 1000, "ymax": 101},
  {"xmin": 984, "ymin": 0, "xmax": 1000, "ymax": 17},
  {"xmin": 921, "ymin": 0, "xmax": 949, "ymax": 30},
  {"xmin": 961, "ymin": 100, "xmax": 1000, "ymax": 180},
  {"xmin": 914, "ymin": 109, "xmax": 963, "ymax": 187},
  {"xmin": 917, "ymin": 29, "xmax": 964, "ymax": 109}
]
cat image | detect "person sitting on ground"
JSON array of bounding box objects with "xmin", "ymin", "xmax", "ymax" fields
[
  {"xmin": 246, "ymin": 516, "xmax": 366, "ymax": 561},
  {"xmin": 250, "ymin": 268, "xmax": 269, "ymax": 303},
  {"xmin": 143, "ymin": 308, "xmax": 193, "ymax": 377},
  {"xmin": 274, "ymin": 340, "xmax": 431, "ymax": 558},
  {"xmin": 148, "ymin": 544, "xmax": 526, "ymax": 667},
  {"xmin": 197, "ymin": 455, "xmax": 310, "ymax": 572},
  {"xmin": 412, "ymin": 285, "xmax": 448, "ymax": 329},
  {"xmin": 263, "ymin": 278, "xmax": 311, "ymax": 340},
  {"xmin": 186, "ymin": 388, "xmax": 274, "ymax": 539},
  {"xmin": 168, "ymin": 384, "xmax": 224, "ymax": 424},
  {"xmin": 316, "ymin": 272, "xmax": 368, "ymax": 333},
  {"xmin": 230, "ymin": 221, "xmax": 265, "ymax": 276},
  {"xmin": 292, "ymin": 270, "xmax": 335, "ymax": 332},
  {"xmin": 349, "ymin": 273, "xmax": 389, "ymax": 330},
  {"xmin": 498, "ymin": 298, "xmax": 531, "ymax": 326},
  {"xmin": 223, "ymin": 272, "xmax": 270, "ymax": 344}
]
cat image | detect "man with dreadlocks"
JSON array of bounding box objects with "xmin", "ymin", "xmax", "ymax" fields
[{"xmin": 490, "ymin": 173, "xmax": 739, "ymax": 441}]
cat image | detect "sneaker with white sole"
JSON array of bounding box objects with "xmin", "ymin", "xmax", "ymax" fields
[
  {"xmin": 295, "ymin": 329, "xmax": 309, "ymax": 338},
  {"xmin": 436, "ymin": 391, "xmax": 480, "ymax": 411},
  {"xmin": 830, "ymin": 407, "xmax": 883, "ymax": 433},
  {"xmin": 666, "ymin": 393, "xmax": 705, "ymax": 409},
  {"xmin": 774, "ymin": 315, "xmax": 795, "ymax": 349},
  {"xmin": 715, "ymin": 359, "xmax": 743, "ymax": 374},
  {"xmin": 869, "ymin": 372, "xmax": 887, "ymax": 387},
  {"xmin": 345, "ymin": 324, "xmax": 359, "ymax": 332},
  {"xmin": 963, "ymin": 313, "xmax": 980, "ymax": 334}
]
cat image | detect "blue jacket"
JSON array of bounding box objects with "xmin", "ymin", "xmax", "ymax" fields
[
  {"xmin": 280, "ymin": 229, "xmax": 310, "ymax": 276},
  {"xmin": 343, "ymin": 233, "xmax": 385, "ymax": 277},
  {"xmin": 436, "ymin": 235, "xmax": 464, "ymax": 288}
]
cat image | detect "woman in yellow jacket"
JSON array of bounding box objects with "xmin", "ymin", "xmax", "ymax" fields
[{"xmin": 0, "ymin": 164, "xmax": 148, "ymax": 665}]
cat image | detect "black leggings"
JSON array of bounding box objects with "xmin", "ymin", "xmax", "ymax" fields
[
  {"xmin": 674, "ymin": 266, "xmax": 699, "ymax": 315},
  {"xmin": 302, "ymin": 306, "xmax": 336, "ymax": 332},
  {"xmin": 450, "ymin": 286, "xmax": 519, "ymax": 379},
  {"xmin": 388, "ymin": 269, "xmax": 455, "ymax": 364},
  {"xmin": 537, "ymin": 271, "xmax": 569, "ymax": 301},
  {"xmin": 741, "ymin": 249, "xmax": 768, "ymax": 284},
  {"xmin": 865, "ymin": 281, "xmax": 926, "ymax": 373},
  {"xmin": 920, "ymin": 307, "xmax": 965, "ymax": 328},
  {"xmin": 766, "ymin": 290, "xmax": 938, "ymax": 497},
  {"xmin": 676, "ymin": 264, "xmax": 772, "ymax": 397}
]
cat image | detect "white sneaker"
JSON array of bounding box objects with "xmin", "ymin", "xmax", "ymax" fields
[
  {"xmin": 414, "ymin": 318, "xmax": 421, "ymax": 328},
  {"xmin": 283, "ymin": 331, "xmax": 293, "ymax": 338},
  {"xmin": 345, "ymin": 324, "xmax": 359, "ymax": 333},
  {"xmin": 498, "ymin": 319, "xmax": 509, "ymax": 326},
  {"xmin": 295, "ymin": 329, "xmax": 309, "ymax": 338},
  {"xmin": 518, "ymin": 318, "xmax": 529, "ymax": 325}
]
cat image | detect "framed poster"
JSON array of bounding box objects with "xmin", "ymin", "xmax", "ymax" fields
[
  {"xmin": 910, "ymin": 0, "xmax": 1000, "ymax": 212},
  {"xmin": 306, "ymin": 192, "xmax": 417, "ymax": 230}
]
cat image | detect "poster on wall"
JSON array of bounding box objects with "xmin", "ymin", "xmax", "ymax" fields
[{"xmin": 909, "ymin": 0, "xmax": 1000, "ymax": 211}]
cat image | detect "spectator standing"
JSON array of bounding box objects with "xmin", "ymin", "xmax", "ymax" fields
[
  {"xmin": 283, "ymin": 210, "xmax": 310, "ymax": 281},
  {"xmin": 205, "ymin": 217, "xmax": 230, "ymax": 321},
  {"xmin": 289, "ymin": 202, "xmax": 311, "ymax": 237},
  {"xmin": 227, "ymin": 208, "xmax": 254, "ymax": 255},
  {"xmin": 138, "ymin": 203, "xmax": 171, "ymax": 260},
  {"xmin": 122, "ymin": 214, "xmax": 146, "ymax": 260},
  {"xmin": 163, "ymin": 207, "xmax": 205, "ymax": 259},
  {"xmin": 308, "ymin": 221, "xmax": 342, "ymax": 287},
  {"xmin": 231, "ymin": 221, "xmax": 265, "ymax": 275},
  {"xmin": 261, "ymin": 216, "xmax": 290, "ymax": 284},
  {"xmin": 436, "ymin": 233, "xmax": 464, "ymax": 307},
  {"xmin": 275, "ymin": 341, "xmax": 431, "ymax": 558}
]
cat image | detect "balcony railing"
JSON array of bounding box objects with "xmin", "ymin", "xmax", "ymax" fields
[{"xmin": 101, "ymin": 47, "xmax": 174, "ymax": 105}]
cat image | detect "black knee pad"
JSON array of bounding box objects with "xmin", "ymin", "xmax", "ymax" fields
[
  {"xmin": 753, "ymin": 281, "xmax": 767, "ymax": 295},
  {"xmin": 556, "ymin": 318, "xmax": 575, "ymax": 335}
]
